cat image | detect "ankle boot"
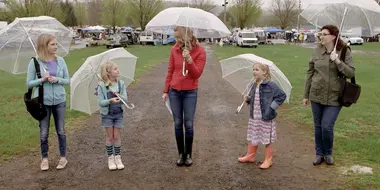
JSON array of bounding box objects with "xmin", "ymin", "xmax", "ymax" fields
[
  {"xmin": 260, "ymin": 146, "xmax": 273, "ymax": 169},
  {"xmin": 184, "ymin": 136, "xmax": 193, "ymax": 166},
  {"xmin": 175, "ymin": 135, "xmax": 185, "ymax": 166},
  {"xmin": 238, "ymin": 143, "xmax": 258, "ymax": 163}
]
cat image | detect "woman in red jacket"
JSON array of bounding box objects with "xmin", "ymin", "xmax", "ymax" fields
[{"xmin": 162, "ymin": 26, "xmax": 206, "ymax": 167}]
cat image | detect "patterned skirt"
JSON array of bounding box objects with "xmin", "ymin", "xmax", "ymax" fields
[{"xmin": 247, "ymin": 87, "xmax": 277, "ymax": 145}]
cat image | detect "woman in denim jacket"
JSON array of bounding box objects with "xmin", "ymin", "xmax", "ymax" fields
[
  {"xmin": 26, "ymin": 34, "xmax": 70, "ymax": 171},
  {"xmin": 238, "ymin": 63, "xmax": 286, "ymax": 169}
]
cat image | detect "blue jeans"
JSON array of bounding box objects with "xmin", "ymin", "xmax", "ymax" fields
[
  {"xmin": 311, "ymin": 101, "xmax": 342, "ymax": 156},
  {"xmin": 39, "ymin": 101, "xmax": 67, "ymax": 158},
  {"xmin": 169, "ymin": 88, "xmax": 198, "ymax": 137}
]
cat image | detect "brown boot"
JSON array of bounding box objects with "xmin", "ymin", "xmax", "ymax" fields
[
  {"xmin": 260, "ymin": 146, "xmax": 273, "ymax": 169},
  {"xmin": 238, "ymin": 143, "xmax": 258, "ymax": 163}
]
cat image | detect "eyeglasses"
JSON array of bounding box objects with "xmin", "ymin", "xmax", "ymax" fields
[{"xmin": 318, "ymin": 32, "xmax": 331, "ymax": 36}]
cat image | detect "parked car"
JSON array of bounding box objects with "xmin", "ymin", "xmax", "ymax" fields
[
  {"xmin": 106, "ymin": 36, "xmax": 128, "ymax": 49},
  {"xmin": 341, "ymin": 36, "xmax": 364, "ymax": 45}
]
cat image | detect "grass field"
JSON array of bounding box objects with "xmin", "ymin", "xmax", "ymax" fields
[
  {"xmin": 0, "ymin": 45, "xmax": 171, "ymax": 162},
  {"xmin": 350, "ymin": 42, "xmax": 380, "ymax": 52},
  {"xmin": 213, "ymin": 44, "xmax": 380, "ymax": 189}
]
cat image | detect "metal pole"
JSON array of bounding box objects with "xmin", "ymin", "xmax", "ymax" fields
[
  {"xmin": 222, "ymin": 0, "xmax": 228, "ymax": 24},
  {"xmin": 297, "ymin": 0, "xmax": 301, "ymax": 31}
]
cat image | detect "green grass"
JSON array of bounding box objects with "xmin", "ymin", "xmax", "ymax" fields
[
  {"xmin": 213, "ymin": 44, "xmax": 380, "ymax": 189},
  {"xmin": 350, "ymin": 42, "xmax": 380, "ymax": 52},
  {"xmin": 0, "ymin": 45, "xmax": 171, "ymax": 162}
]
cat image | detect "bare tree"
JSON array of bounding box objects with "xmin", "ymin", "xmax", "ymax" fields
[
  {"xmin": 127, "ymin": 0, "xmax": 164, "ymax": 31},
  {"xmin": 228, "ymin": 0, "xmax": 262, "ymax": 30},
  {"xmin": 189, "ymin": 0, "xmax": 216, "ymax": 12},
  {"xmin": 269, "ymin": 0, "xmax": 298, "ymax": 29},
  {"xmin": 1, "ymin": 0, "xmax": 63, "ymax": 22},
  {"xmin": 101, "ymin": 0, "xmax": 127, "ymax": 33},
  {"xmin": 74, "ymin": 0, "xmax": 88, "ymax": 27},
  {"xmin": 88, "ymin": 0, "xmax": 102, "ymax": 26}
]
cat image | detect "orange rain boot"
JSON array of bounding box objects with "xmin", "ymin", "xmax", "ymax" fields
[
  {"xmin": 238, "ymin": 143, "xmax": 258, "ymax": 163},
  {"xmin": 260, "ymin": 146, "xmax": 273, "ymax": 169}
]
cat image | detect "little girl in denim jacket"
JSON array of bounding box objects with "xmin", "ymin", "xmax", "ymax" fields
[
  {"xmin": 238, "ymin": 63, "xmax": 286, "ymax": 169},
  {"xmin": 97, "ymin": 61, "xmax": 128, "ymax": 171}
]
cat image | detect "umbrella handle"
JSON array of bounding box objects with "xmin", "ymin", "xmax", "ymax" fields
[
  {"xmin": 115, "ymin": 93, "xmax": 135, "ymax": 109},
  {"xmin": 182, "ymin": 60, "xmax": 188, "ymax": 76},
  {"xmin": 236, "ymin": 100, "xmax": 245, "ymax": 114}
]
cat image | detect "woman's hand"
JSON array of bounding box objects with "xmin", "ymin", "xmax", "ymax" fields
[
  {"xmin": 330, "ymin": 51, "xmax": 341, "ymax": 63},
  {"xmin": 303, "ymin": 98, "xmax": 309, "ymax": 105},
  {"xmin": 182, "ymin": 49, "xmax": 192, "ymax": 63},
  {"xmin": 162, "ymin": 93, "xmax": 168, "ymax": 102}
]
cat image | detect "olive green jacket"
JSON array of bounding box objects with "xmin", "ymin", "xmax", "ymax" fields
[{"xmin": 304, "ymin": 45, "xmax": 355, "ymax": 106}]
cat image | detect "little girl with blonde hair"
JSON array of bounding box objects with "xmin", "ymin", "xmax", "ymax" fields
[
  {"xmin": 238, "ymin": 63, "xmax": 286, "ymax": 169},
  {"xmin": 97, "ymin": 61, "xmax": 128, "ymax": 170}
]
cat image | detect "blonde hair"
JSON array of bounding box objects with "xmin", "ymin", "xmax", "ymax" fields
[
  {"xmin": 254, "ymin": 63, "xmax": 271, "ymax": 80},
  {"xmin": 100, "ymin": 61, "xmax": 117, "ymax": 86},
  {"xmin": 174, "ymin": 26, "xmax": 198, "ymax": 50},
  {"xmin": 36, "ymin": 34, "xmax": 56, "ymax": 62}
]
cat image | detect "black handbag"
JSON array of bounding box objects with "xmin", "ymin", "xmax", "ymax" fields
[
  {"xmin": 24, "ymin": 57, "xmax": 47, "ymax": 121},
  {"xmin": 338, "ymin": 46, "xmax": 361, "ymax": 107}
]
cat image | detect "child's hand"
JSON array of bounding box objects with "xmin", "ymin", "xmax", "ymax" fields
[
  {"xmin": 244, "ymin": 95, "xmax": 250, "ymax": 104},
  {"xmin": 109, "ymin": 97, "xmax": 120, "ymax": 103}
]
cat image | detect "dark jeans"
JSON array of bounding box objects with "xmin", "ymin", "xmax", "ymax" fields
[
  {"xmin": 39, "ymin": 101, "xmax": 67, "ymax": 158},
  {"xmin": 169, "ymin": 88, "xmax": 198, "ymax": 137},
  {"xmin": 311, "ymin": 101, "xmax": 342, "ymax": 156}
]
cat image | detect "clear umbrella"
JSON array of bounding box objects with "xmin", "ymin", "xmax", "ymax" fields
[
  {"xmin": 70, "ymin": 48, "xmax": 136, "ymax": 115},
  {"xmin": 300, "ymin": 0, "xmax": 380, "ymax": 37},
  {"xmin": 0, "ymin": 16, "xmax": 73, "ymax": 74},
  {"xmin": 146, "ymin": 6, "xmax": 231, "ymax": 76},
  {"xmin": 220, "ymin": 54, "xmax": 292, "ymax": 113}
]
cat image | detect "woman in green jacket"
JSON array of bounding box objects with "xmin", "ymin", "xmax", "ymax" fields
[{"xmin": 303, "ymin": 25, "xmax": 355, "ymax": 166}]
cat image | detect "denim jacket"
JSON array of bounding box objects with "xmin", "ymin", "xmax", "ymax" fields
[{"xmin": 247, "ymin": 80, "xmax": 286, "ymax": 121}]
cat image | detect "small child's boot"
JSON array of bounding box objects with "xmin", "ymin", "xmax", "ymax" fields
[
  {"xmin": 238, "ymin": 143, "xmax": 258, "ymax": 163},
  {"xmin": 260, "ymin": 146, "xmax": 273, "ymax": 169}
]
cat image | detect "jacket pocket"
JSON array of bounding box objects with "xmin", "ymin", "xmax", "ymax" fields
[
  {"xmin": 310, "ymin": 83, "xmax": 322, "ymax": 97},
  {"xmin": 263, "ymin": 106, "xmax": 277, "ymax": 121}
]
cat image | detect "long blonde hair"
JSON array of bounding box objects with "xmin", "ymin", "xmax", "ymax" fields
[
  {"xmin": 174, "ymin": 26, "xmax": 198, "ymax": 50},
  {"xmin": 36, "ymin": 34, "xmax": 56, "ymax": 62},
  {"xmin": 100, "ymin": 61, "xmax": 117, "ymax": 86}
]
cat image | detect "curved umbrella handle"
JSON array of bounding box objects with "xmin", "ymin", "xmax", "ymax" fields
[
  {"xmin": 182, "ymin": 60, "xmax": 188, "ymax": 76},
  {"xmin": 125, "ymin": 102, "xmax": 135, "ymax": 109},
  {"xmin": 115, "ymin": 93, "xmax": 135, "ymax": 109}
]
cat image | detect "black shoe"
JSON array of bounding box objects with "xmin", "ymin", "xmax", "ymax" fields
[
  {"xmin": 185, "ymin": 136, "xmax": 193, "ymax": 167},
  {"xmin": 176, "ymin": 154, "xmax": 185, "ymax": 166},
  {"xmin": 325, "ymin": 155, "xmax": 334, "ymax": 165},
  {"xmin": 175, "ymin": 136, "xmax": 185, "ymax": 166},
  {"xmin": 313, "ymin": 155, "xmax": 325, "ymax": 166},
  {"xmin": 185, "ymin": 154, "xmax": 192, "ymax": 166}
]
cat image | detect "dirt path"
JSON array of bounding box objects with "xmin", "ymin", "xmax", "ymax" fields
[{"xmin": 0, "ymin": 46, "xmax": 336, "ymax": 190}]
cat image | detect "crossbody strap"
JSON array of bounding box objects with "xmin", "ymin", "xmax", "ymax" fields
[
  {"xmin": 32, "ymin": 57, "xmax": 44, "ymax": 103},
  {"xmin": 338, "ymin": 46, "xmax": 356, "ymax": 84}
]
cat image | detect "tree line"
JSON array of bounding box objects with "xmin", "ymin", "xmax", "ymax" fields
[{"xmin": 0, "ymin": 0, "xmax": 306, "ymax": 31}]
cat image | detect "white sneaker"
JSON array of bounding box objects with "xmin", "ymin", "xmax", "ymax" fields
[
  {"xmin": 114, "ymin": 155, "xmax": 125, "ymax": 170},
  {"xmin": 56, "ymin": 157, "xmax": 68, "ymax": 170},
  {"xmin": 108, "ymin": 155, "xmax": 117, "ymax": 170},
  {"xmin": 40, "ymin": 158, "xmax": 49, "ymax": 171}
]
